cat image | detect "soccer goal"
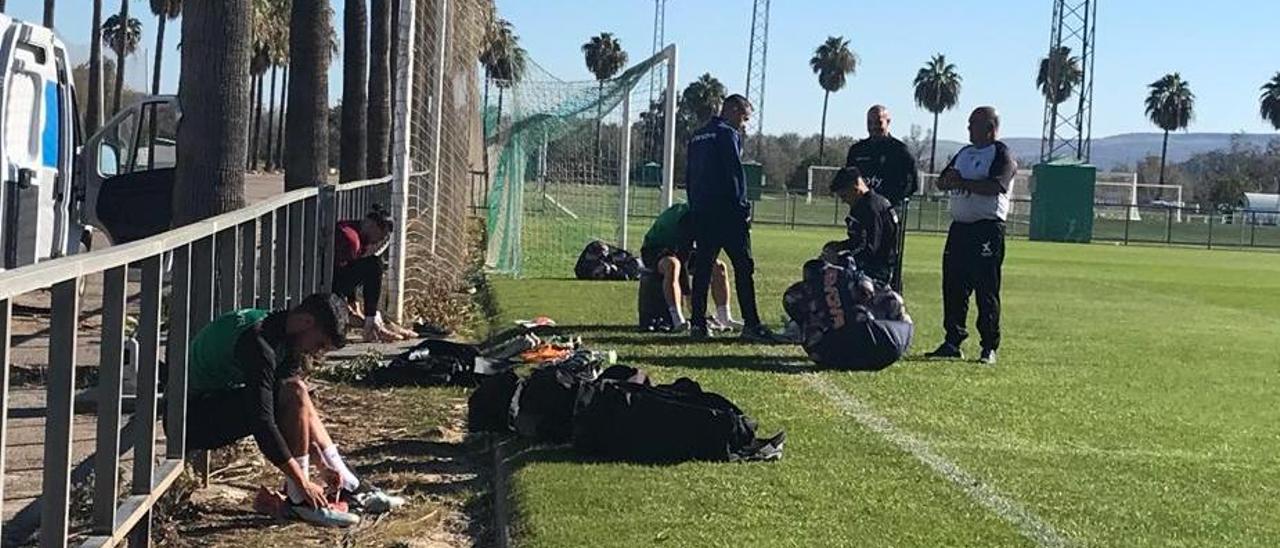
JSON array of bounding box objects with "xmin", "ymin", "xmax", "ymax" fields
[
  {"xmin": 485, "ymin": 46, "xmax": 677, "ymax": 277},
  {"xmin": 1094, "ymin": 171, "xmax": 1142, "ymax": 221}
]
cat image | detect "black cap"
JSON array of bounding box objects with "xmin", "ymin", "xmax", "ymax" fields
[
  {"xmin": 828, "ymin": 166, "xmax": 863, "ymax": 193},
  {"xmin": 296, "ymin": 293, "xmax": 349, "ymax": 349}
]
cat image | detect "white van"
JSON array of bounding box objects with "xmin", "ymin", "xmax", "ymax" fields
[{"xmin": 0, "ymin": 14, "xmax": 179, "ymax": 272}]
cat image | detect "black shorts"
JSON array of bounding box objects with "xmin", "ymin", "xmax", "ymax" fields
[
  {"xmin": 641, "ymin": 247, "xmax": 694, "ymax": 294},
  {"xmin": 177, "ymin": 388, "xmax": 256, "ymax": 451}
]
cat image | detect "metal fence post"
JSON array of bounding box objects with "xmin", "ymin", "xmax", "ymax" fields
[
  {"xmin": 215, "ymin": 228, "xmax": 238, "ymax": 312},
  {"xmin": 1250, "ymin": 212, "xmax": 1257, "ymax": 247},
  {"xmin": 1124, "ymin": 204, "xmax": 1132, "ymax": 245},
  {"xmin": 0, "ymin": 298, "xmax": 10, "ymax": 542},
  {"xmin": 288, "ymin": 202, "xmax": 305, "ymax": 304},
  {"xmin": 129, "ymin": 254, "xmax": 164, "ymax": 547},
  {"xmin": 92, "ymin": 266, "xmax": 127, "ymax": 534},
  {"xmin": 273, "ymin": 207, "xmax": 289, "ymax": 310},
  {"xmin": 318, "ymin": 186, "xmax": 338, "ymax": 293},
  {"xmin": 240, "ymin": 221, "xmax": 259, "ymax": 307},
  {"xmin": 40, "ymin": 278, "xmax": 80, "ymax": 548},
  {"xmin": 258, "ymin": 211, "xmax": 275, "ymax": 309},
  {"xmin": 165, "ymin": 245, "xmax": 191, "ymax": 460},
  {"xmin": 1166, "ymin": 206, "xmax": 1174, "ymax": 245},
  {"xmin": 302, "ymin": 197, "xmax": 319, "ymax": 294},
  {"xmin": 1207, "ymin": 211, "xmax": 1214, "ymax": 249}
]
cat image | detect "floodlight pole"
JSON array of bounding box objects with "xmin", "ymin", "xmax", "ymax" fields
[
  {"xmin": 1039, "ymin": 0, "xmax": 1097, "ymax": 163},
  {"xmin": 660, "ymin": 44, "xmax": 677, "ymax": 208}
]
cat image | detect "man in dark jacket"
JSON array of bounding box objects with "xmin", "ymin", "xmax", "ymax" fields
[
  {"xmin": 823, "ymin": 166, "xmax": 900, "ymax": 285},
  {"xmin": 844, "ymin": 105, "xmax": 919, "ymax": 292},
  {"xmin": 685, "ymin": 94, "xmax": 777, "ymax": 342}
]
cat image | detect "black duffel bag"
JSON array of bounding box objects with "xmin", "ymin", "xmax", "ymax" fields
[
  {"xmin": 575, "ymin": 240, "xmax": 642, "ymax": 281},
  {"xmin": 572, "ymin": 377, "xmax": 784, "ymax": 463}
]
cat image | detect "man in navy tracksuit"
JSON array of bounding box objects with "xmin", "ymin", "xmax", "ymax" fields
[{"xmin": 685, "ymin": 94, "xmax": 776, "ymax": 342}]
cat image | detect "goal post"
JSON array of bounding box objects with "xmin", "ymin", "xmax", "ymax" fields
[{"xmin": 483, "ymin": 45, "xmax": 677, "ymax": 277}]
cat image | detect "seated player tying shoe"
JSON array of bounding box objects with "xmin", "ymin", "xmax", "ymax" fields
[
  {"xmin": 333, "ymin": 204, "xmax": 417, "ymax": 342},
  {"xmin": 640, "ymin": 202, "xmax": 742, "ymax": 331},
  {"xmin": 174, "ymin": 293, "xmax": 405, "ymax": 528},
  {"xmin": 822, "ymin": 166, "xmax": 900, "ymax": 286}
]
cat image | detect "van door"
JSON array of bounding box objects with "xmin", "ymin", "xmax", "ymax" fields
[
  {"xmin": 0, "ymin": 20, "xmax": 75, "ymax": 270},
  {"xmin": 81, "ymin": 96, "xmax": 179, "ymax": 244}
]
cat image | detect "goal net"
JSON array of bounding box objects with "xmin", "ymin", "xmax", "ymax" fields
[
  {"xmin": 1094, "ymin": 171, "xmax": 1141, "ymax": 221},
  {"xmin": 485, "ymin": 47, "xmax": 676, "ymax": 277}
]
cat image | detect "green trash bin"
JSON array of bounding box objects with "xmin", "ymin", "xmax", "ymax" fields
[
  {"xmin": 743, "ymin": 161, "xmax": 765, "ymax": 201},
  {"xmin": 1029, "ymin": 162, "xmax": 1096, "ymax": 243}
]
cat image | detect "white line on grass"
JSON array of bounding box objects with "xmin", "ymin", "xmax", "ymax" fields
[{"xmin": 803, "ymin": 374, "xmax": 1073, "ymax": 548}]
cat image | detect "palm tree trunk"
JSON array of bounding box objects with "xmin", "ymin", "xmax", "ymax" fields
[
  {"xmin": 86, "ymin": 0, "xmax": 104, "ymax": 135},
  {"xmin": 43, "ymin": 0, "xmax": 54, "ymax": 28},
  {"xmin": 285, "ymin": 0, "xmax": 333, "ymax": 190},
  {"xmin": 151, "ymin": 16, "xmax": 167, "ymax": 95},
  {"xmin": 111, "ymin": 0, "xmax": 128, "ymax": 115},
  {"xmin": 1159, "ymin": 129, "xmax": 1169, "ymax": 188},
  {"xmin": 246, "ymin": 73, "xmax": 259, "ymax": 170},
  {"xmin": 342, "ymin": 0, "xmax": 370, "ymax": 183},
  {"xmin": 367, "ymin": 0, "xmax": 392, "ymax": 177},
  {"xmin": 929, "ymin": 112, "xmax": 940, "ymax": 174},
  {"xmin": 276, "ymin": 66, "xmax": 289, "ymax": 168},
  {"xmin": 251, "ymin": 72, "xmax": 266, "ymax": 171},
  {"xmin": 819, "ymin": 90, "xmax": 830, "ymax": 161},
  {"xmin": 265, "ymin": 67, "xmax": 279, "ymax": 171},
  {"xmin": 173, "ymin": 0, "xmax": 252, "ymax": 225}
]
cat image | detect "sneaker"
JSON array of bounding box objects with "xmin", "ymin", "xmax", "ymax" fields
[
  {"xmin": 338, "ymin": 482, "xmax": 407, "ymax": 514},
  {"xmin": 705, "ymin": 317, "xmax": 733, "ymax": 332},
  {"xmin": 288, "ymin": 501, "xmax": 361, "ymax": 528},
  {"xmin": 978, "ymin": 348, "xmax": 998, "ymax": 365},
  {"xmin": 779, "ymin": 321, "xmax": 804, "ymax": 344},
  {"xmin": 710, "ymin": 316, "xmax": 744, "ymax": 331},
  {"xmin": 924, "ymin": 342, "xmax": 963, "ymax": 360},
  {"xmin": 689, "ymin": 324, "xmax": 712, "ymax": 341},
  {"xmin": 740, "ymin": 324, "xmax": 782, "ymax": 344}
]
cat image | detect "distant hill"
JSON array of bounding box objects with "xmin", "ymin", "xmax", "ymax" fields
[{"xmin": 927, "ymin": 133, "xmax": 1280, "ymax": 172}]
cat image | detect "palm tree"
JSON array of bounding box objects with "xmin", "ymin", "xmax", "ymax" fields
[
  {"xmin": 339, "ymin": 0, "xmax": 368, "ymax": 182},
  {"xmin": 86, "ymin": 0, "xmax": 106, "ymax": 135},
  {"xmin": 103, "ymin": 10, "xmax": 142, "ymax": 115},
  {"xmin": 480, "ymin": 18, "xmax": 526, "ymax": 143},
  {"xmin": 285, "ymin": 0, "xmax": 334, "ymax": 190},
  {"xmin": 582, "ymin": 33, "xmax": 628, "ymax": 155},
  {"xmin": 809, "ymin": 36, "xmax": 857, "ymax": 161},
  {"xmin": 257, "ymin": 0, "xmax": 289, "ymax": 172},
  {"xmin": 173, "ymin": 0, "xmax": 252, "ymax": 225},
  {"xmin": 912, "ymin": 54, "xmax": 962, "ymax": 173},
  {"xmin": 367, "ymin": 0, "xmax": 392, "ymax": 177},
  {"xmin": 44, "ymin": 1, "xmax": 54, "ymax": 28},
  {"xmin": 676, "ymin": 73, "xmax": 726, "ymax": 143},
  {"xmin": 149, "ymin": 1, "xmax": 181, "ymax": 96},
  {"xmin": 1259, "ymin": 73, "xmax": 1280, "ymax": 131},
  {"xmin": 1145, "ymin": 73, "xmax": 1195, "ymax": 185},
  {"xmin": 1036, "ymin": 46, "xmax": 1083, "ymax": 105}
]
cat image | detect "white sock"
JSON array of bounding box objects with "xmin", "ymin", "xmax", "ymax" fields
[
  {"xmin": 285, "ymin": 455, "xmax": 310, "ymax": 503},
  {"xmin": 669, "ymin": 305, "xmax": 686, "ymax": 326},
  {"xmin": 716, "ymin": 305, "xmax": 733, "ymax": 323},
  {"xmin": 320, "ymin": 445, "xmax": 360, "ymax": 491}
]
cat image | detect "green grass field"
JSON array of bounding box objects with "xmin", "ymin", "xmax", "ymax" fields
[{"xmin": 489, "ymin": 224, "xmax": 1280, "ymax": 547}]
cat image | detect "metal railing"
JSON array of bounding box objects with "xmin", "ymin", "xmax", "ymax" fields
[{"xmin": 0, "ymin": 177, "xmax": 390, "ymax": 547}]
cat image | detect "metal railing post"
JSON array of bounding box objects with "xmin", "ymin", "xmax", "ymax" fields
[
  {"xmin": 165, "ymin": 245, "xmax": 191, "ymax": 460},
  {"xmin": 215, "ymin": 228, "xmax": 238, "ymax": 313},
  {"xmin": 288, "ymin": 201, "xmax": 305, "ymax": 303},
  {"xmin": 190, "ymin": 237, "xmax": 215, "ymax": 334},
  {"xmin": 92, "ymin": 266, "xmax": 128, "ymax": 534},
  {"xmin": 273, "ymin": 207, "xmax": 289, "ymax": 310},
  {"xmin": 318, "ymin": 186, "xmax": 338, "ymax": 293},
  {"xmin": 1207, "ymin": 211, "xmax": 1214, "ymax": 249},
  {"xmin": 240, "ymin": 221, "xmax": 258, "ymax": 307},
  {"xmin": 1124, "ymin": 204, "xmax": 1132, "ymax": 245},
  {"xmin": 302, "ymin": 197, "xmax": 319, "ymax": 294},
  {"xmin": 40, "ymin": 278, "xmax": 80, "ymax": 548},
  {"xmin": 129, "ymin": 254, "xmax": 164, "ymax": 547},
  {"xmin": 258, "ymin": 211, "xmax": 275, "ymax": 309},
  {"xmin": 1166, "ymin": 206, "xmax": 1173, "ymax": 245},
  {"xmin": 1250, "ymin": 212, "xmax": 1257, "ymax": 247}
]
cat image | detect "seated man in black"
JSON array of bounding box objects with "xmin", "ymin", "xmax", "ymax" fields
[{"xmin": 822, "ymin": 166, "xmax": 900, "ymax": 285}]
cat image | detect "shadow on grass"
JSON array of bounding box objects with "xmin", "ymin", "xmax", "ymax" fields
[{"xmin": 638, "ymin": 355, "xmax": 814, "ymax": 374}]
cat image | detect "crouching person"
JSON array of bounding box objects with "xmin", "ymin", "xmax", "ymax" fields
[
  {"xmin": 783, "ymin": 257, "xmax": 914, "ymax": 370},
  {"xmin": 173, "ymin": 293, "xmax": 404, "ymax": 527},
  {"xmin": 640, "ymin": 202, "xmax": 742, "ymax": 331},
  {"xmin": 334, "ymin": 204, "xmax": 417, "ymax": 342},
  {"xmin": 822, "ymin": 166, "xmax": 900, "ymax": 286}
]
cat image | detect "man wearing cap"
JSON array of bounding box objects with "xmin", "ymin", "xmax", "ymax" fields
[
  {"xmin": 822, "ymin": 166, "xmax": 900, "ymax": 284},
  {"xmin": 177, "ymin": 293, "xmax": 404, "ymax": 527},
  {"xmin": 844, "ymin": 105, "xmax": 919, "ymax": 292}
]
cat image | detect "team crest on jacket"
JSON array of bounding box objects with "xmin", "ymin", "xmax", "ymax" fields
[{"xmin": 980, "ymin": 241, "xmax": 994, "ymax": 258}]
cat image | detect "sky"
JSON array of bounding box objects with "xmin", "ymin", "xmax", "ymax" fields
[
  {"xmin": 12, "ymin": 1, "xmax": 1280, "ymax": 142},
  {"xmin": 492, "ymin": 0, "xmax": 1280, "ymax": 142}
]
